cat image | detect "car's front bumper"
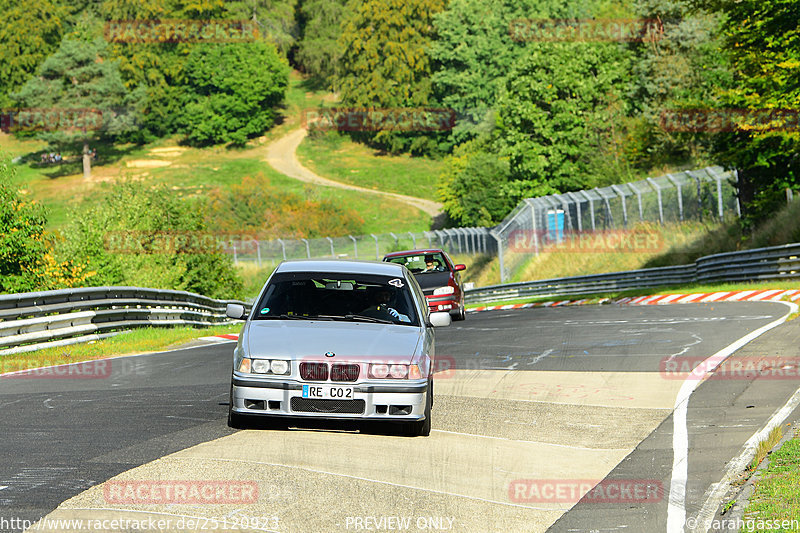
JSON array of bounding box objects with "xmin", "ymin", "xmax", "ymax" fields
[
  {"xmin": 425, "ymin": 294, "xmax": 461, "ymax": 313},
  {"xmin": 231, "ymin": 376, "xmax": 428, "ymax": 421}
]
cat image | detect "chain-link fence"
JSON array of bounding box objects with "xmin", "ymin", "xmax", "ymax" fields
[
  {"xmin": 492, "ymin": 166, "xmax": 739, "ymax": 283},
  {"xmin": 230, "ymin": 227, "xmax": 495, "ymax": 268}
]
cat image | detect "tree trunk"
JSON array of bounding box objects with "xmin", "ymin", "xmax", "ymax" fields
[{"xmin": 83, "ymin": 142, "xmax": 91, "ymax": 179}]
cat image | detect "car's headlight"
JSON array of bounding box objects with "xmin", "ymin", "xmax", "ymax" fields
[
  {"xmin": 238, "ymin": 358, "xmax": 290, "ymax": 375},
  {"xmin": 368, "ymin": 363, "xmax": 422, "ymax": 379},
  {"xmin": 270, "ymin": 360, "xmax": 289, "ymax": 375},
  {"xmin": 433, "ymin": 286, "xmax": 455, "ymax": 296}
]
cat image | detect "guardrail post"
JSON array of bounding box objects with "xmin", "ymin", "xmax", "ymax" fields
[
  {"xmin": 256, "ymin": 240, "xmax": 262, "ymax": 267},
  {"xmin": 232, "ymin": 243, "xmax": 238, "ymax": 265},
  {"xmin": 528, "ymin": 202, "xmax": 540, "ymax": 255},
  {"xmin": 277, "ymin": 238, "xmax": 287, "ymax": 261},
  {"xmin": 579, "ymin": 190, "xmax": 595, "ymax": 231},
  {"xmin": 665, "ymin": 174, "xmax": 684, "ymax": 221},
  {"xmin": 493, "ymin": 232, "xmax": 506, "ymax": 284},
  {"xmin": 408, "ymin": 232, "xmax": 416, "ymax": 248},
  {"xmin": 611, "ymin": 185, "xmax": 628, "ymax": 228},
  {"xmin": 371, "ymin": 234, "xmax": 379, "ymax": 260},
  {"xmin": 326, "ymin": 237, "xmax": 335, "ymax": 257},
  {"xmin": 349, "ymin": 235, "xmax": 358, "ymax": 258},
  {"xmin": 301, "ymin": 238, "xmax": 311, "ymax": 259},
  {"xmin": 646, "ymin": 178, "xmax": 664, "ymax": 224},
  {"xmin": 389, "ymin": 232, "xmax": 399, "ymax": 251}
]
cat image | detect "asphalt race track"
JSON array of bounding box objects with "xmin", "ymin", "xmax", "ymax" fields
[{"xmin": 2, "ymin": 301, "xmax": 799, "ymax": 533}]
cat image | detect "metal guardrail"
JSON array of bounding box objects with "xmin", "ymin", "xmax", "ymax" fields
[
  {"xmin": 0, "ymin": 287, "xmax": 249, "ymax": 355},
  {"xmin": 465, "ymin": 243, "xmax": 800, "ymax": 304},
  {"xmin": 2, "ymin": 242, "xmax": 799, "ymax": 354}
]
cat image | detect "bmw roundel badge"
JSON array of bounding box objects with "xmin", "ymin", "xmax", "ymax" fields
[{"xmin": 325, "ymin": 351, "xmax": 335, "ymax": 358}]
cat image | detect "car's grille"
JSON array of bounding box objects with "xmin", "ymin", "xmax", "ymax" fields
[
  {"xmin": 331, "ymin": 363, "xmax": 359, "ymax": 382},
  {"xmin": 299, "ymin": 362, "xmax": 328, "ymax": 381},
  {"xmin": 290, "ymin": 398, "xmax": 365, "ymax": 414}
]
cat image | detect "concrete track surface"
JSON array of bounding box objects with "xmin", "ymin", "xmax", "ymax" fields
[{"xmin": 2, "ymin": 302, "xmax": 799, "ymax": 533}]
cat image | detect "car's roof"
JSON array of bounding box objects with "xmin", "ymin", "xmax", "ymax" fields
[
  {"xmin": 275, "ymin": 259, "xmax": 407, "ymax": 276},
  {"xmin": 383, "ymin": 249, "xmax": 445, "ymax": 258}
]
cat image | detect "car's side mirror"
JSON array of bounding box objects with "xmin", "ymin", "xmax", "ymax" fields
[
  {"xmin": 429, "ymin": 312, "xmax": 451, "ymax": 327},
  {"xmin": 454, "ymin": 264, "xmax": 466, "ymax": 272},
  {"xmin": 226, "ymin": 303, "xmax": 247, "ymax": 320}
]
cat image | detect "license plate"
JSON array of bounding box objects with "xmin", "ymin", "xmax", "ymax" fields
[{"xmin": 302, "ymin": 385, "xmax": 354, "ymax": 400}]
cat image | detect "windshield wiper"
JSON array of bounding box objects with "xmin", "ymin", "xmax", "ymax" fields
[
  {"xmin": 258, "ymin": 314, "xmax": 334, "ymax": 321},
  {"xmin": 343, "ymin": 314, "xmax": 395, "ymax": 324}
]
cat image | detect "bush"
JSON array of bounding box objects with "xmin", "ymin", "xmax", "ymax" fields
[{"xmin": 59, "ymin": 181, "xmax": 243, "ymax": 299}]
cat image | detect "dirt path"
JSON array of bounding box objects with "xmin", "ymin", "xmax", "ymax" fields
[{"xmin": 264, "ymin": 128, "xmax": 443, "ymax": 217}]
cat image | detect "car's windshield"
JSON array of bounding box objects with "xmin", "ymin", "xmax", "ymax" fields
[
  {"xmin": 254, "ymin": 271, "xmax": 419, "ymax": 326},
  {"xmin": 385, "ymin": 252, "xmax": 447, "ymax": 273}
]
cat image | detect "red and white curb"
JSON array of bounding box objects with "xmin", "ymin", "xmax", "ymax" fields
[
  {"xmin": 468, "ymin": 289, "xmax": 800, "ymax": 314},
  {"xmin": 617, "ymin": 289, "xmax": 800, "ymax": 306},
  {"xmin": 199, "ymin": 333, "xmax": 239, "ymax": 342}
]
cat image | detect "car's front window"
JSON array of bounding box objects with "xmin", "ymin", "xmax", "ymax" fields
[
  {"xmin": 385, "ymin": 253, "xmax": 447, "ymax": 273},
  {"xmin": 254, "ymin": 271, "xmax": 420, "ymax": 326}
]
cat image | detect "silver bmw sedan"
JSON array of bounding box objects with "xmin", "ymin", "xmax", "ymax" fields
[{"xmin": 225, "ymin": 260, "xmax": 452, "ymax": 437}]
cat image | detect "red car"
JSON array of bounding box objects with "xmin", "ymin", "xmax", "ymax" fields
[{"xmin": 382, "ymin": 249, "xmax": 466, "ymax": 321}]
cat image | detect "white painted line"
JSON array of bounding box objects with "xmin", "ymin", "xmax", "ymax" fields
[
  {"xmin": 0, "ymin": 485, "xmax": 7, "ymax": 491},
  {"xmin": 691, "ymin": 385, "xmax": 800, "ymax": 533},
  {"xmin": 747, "ymin": 289, "xmax": 784, "ymax": 301},
  {"xmin": 666, "ymin": 301, "xmax": 798, "ymax": 533},
  {"xmin": 699, "ymin": 292, "xmax": 731, "ymax": 303},
  {"xmin": 723, "ymin": 290, "xmax": 758, "ymax": 301}
]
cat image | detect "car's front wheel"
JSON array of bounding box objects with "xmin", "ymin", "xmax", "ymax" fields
[{"xmin": 403, "ymin": 380, "xmax": 432, "ymax": 437}]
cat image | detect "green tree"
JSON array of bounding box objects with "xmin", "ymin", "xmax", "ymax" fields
[
  {"xmin": 494, "ymin": 42, "xmax": 634, "ymax": 197},
  {"xmin": 335, "ymin": 0, "xmax": 446, "ymax": 154},
  {"xmin": 295, "ymin": 0, "xmax": 349, "ymax": 84},
  {"xmin": 0, "ymin": 156, "xmax": 92, "ymax": 293},
  {"xmin": 179, "ymin": 41, "xmax": 289, "ymax": 146},
  {"xmin": 0, "ymin": 0, "xmax": 70, "ymax": 107},
  {"xmin": 227, "ymin": 0, "xmax": 299, "ymax": 55},
  {"xmin": 437, "ymin": 137, "xmax": 513, "ymax": 226},
  {"xmin": 13, "ymin": 35, "xmax": 144, "ymax": 178},
  {"xmin": 699, "ymin": 0, "xmax": 800, "ymax": 223}
]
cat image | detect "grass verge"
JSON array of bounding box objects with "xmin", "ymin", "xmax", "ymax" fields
[
  {"xmin": 296, "ymin": 130, "xmax": 444, "ymax": 202},
  {"xmin": 743, "ymin": 428, "xmax": 800, "ymax": 530},
  {"xmin": 0, "ymin": 324, "xmax": 242, "ymax": 374}
]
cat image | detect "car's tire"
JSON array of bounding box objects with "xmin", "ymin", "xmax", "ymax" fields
[
  {"xmin": 451, "ymin": 305, "xmax": 466, "ymax": 321},
  {"xmin": 403, "ymin": 380, "xmax": 432, "ymax": 437}
]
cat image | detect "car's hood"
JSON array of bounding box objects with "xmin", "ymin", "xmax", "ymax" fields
[
  {"xmin": 244, "ymin": 320, "xmax": 422, "ymax": 363},
  {"xmin": 413, "ymin": 271, "xmax": 451, "ymax": 292}
]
